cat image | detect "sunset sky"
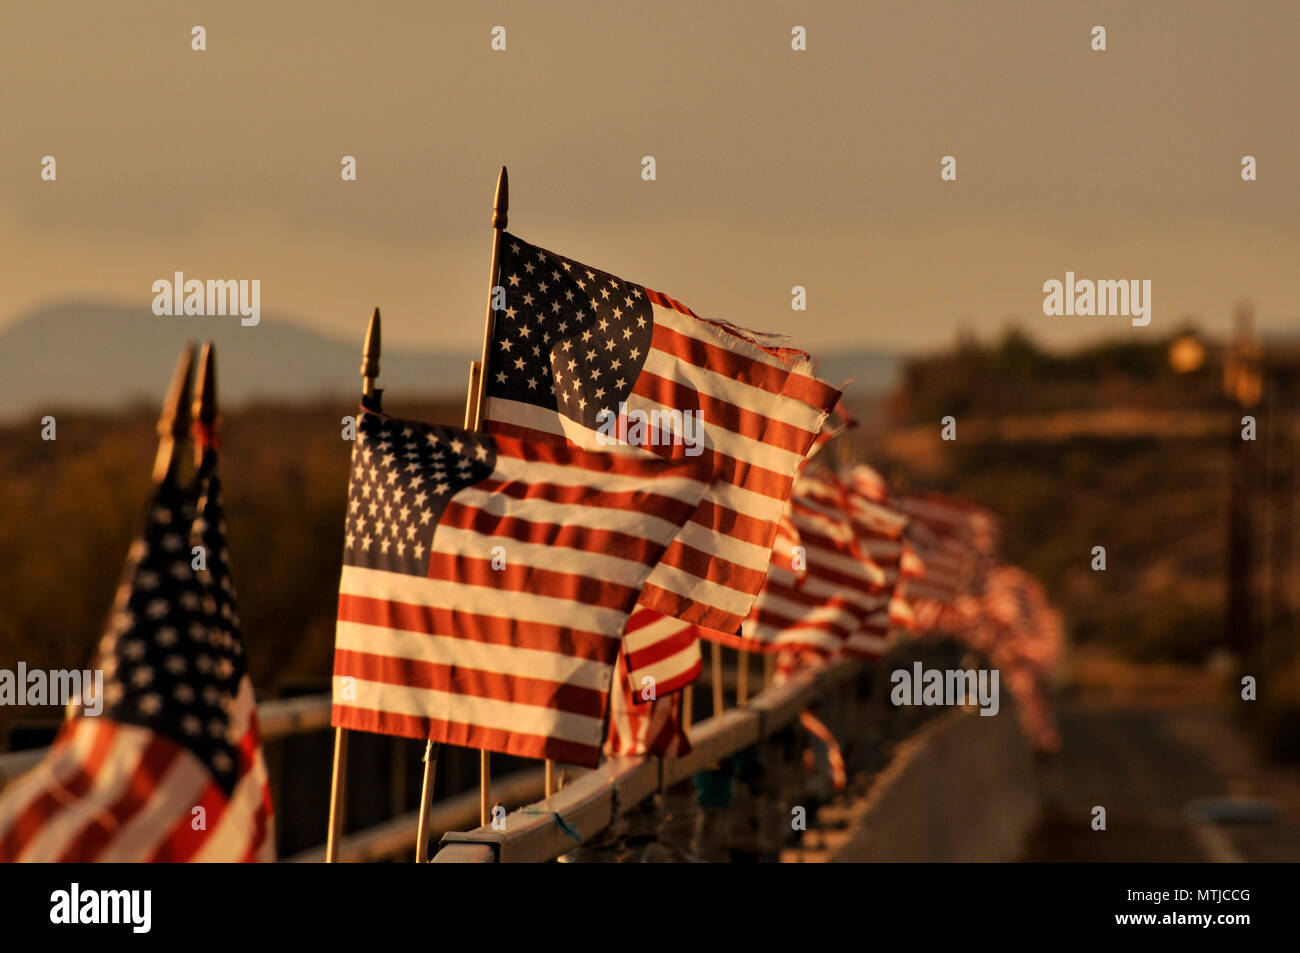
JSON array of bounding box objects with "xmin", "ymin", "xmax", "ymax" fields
[{"xmin": 1, "ymin": 0, "xmax": 1297, "ymax": 360}]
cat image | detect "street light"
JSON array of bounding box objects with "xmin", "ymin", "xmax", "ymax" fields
[{"xmin": 1168, "ymin": 332, "xmax": 1206, "ymax": 375}]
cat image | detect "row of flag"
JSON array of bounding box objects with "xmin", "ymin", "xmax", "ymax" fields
[
  {"xmin": 0, "ymin": 229, "xmax": 1061, "ymax": 862},
  {"xmin": 331, "ymin": 231, "xmax": 1062, "ymax": 772}
]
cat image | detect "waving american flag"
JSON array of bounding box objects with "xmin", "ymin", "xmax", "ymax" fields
[
  {"xmin": 0, "ymin": 455, "xmax": 274, "ymax": 862},
  {"xmin": 834, "ymin": 469, "xmax": 908, "ymax": 660},
  {"xmin": 483, "ymin": 233, "xmax": 841, "ymax": 639},
  {"xmin": 740, "ymin": 472, "xmax": 894, "ymax": 658},
  {"xmin": 331, "ymin": 407, "xmax": 708, "ymax": 767},
  {"xmin": 896, "ymin": 493, "xmax": 1000, "ymax": 636},
  {"xmin": 604, "ymin": 643, "xmax": 690, "ymax": 759}
]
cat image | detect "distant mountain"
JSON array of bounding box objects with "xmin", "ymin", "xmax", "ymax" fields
[
  {"xmin": 0, "ymin": 301, "xmax": 901, "ymax": 420},
  {"xmin": 0, "ymin": 301, "xmax": 476, "ymax": 420},
  {"xmin": 813, "ymin": 350, "xmax": 901, "ymax": 397}
]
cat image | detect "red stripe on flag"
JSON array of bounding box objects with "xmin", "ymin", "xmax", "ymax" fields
[
  {"xmin": 0, "ymin": 720, "xmax": 117, "ymax": 861},
  {"xmin": 425, "ymin": 553, "xmax": 641, "ymax": 611},
  {"xmin": 55, "ymin": 735, "xmax": 181, "ymax": 862},
  {"xmin": 337, "ymin": 593, "xmax": 612, "ymax": 660},
  {"xmin": 333, "ymin": 647, "xmax": 608, "ymax": 717}
]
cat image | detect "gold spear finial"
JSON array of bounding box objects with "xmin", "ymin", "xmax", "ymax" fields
[
  {"xmin": 152, "ymin": 343, "xmax": 196, "ymax": 484},
  {"xmin": 492, "ymin": 166, "xmax": 509, "ymax": 231},
  {"xmin": 362, "ymin": 307, "xmax": 381, "ymax": 398}
]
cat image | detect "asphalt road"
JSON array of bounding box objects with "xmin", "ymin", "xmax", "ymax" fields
[{"xmin": 1022, "ymin": 701, "xmax": 1300, "ymax": 862}]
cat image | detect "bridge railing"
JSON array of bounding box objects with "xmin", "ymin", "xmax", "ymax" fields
[
  {"xmin": 434, "ymin": 660, "xmax": 859, "ymax": 863},
  {"xmin": 0, "ymin": 658, "xmax": 860, "ymax": 863}
]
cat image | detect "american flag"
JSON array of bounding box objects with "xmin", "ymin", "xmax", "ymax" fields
[
  {"xmin": 766, "ymin": 412, "xmax": 855, "ymax": 616},
  {"xmin": 739, "ymin": 472, "xmax": 893, "ymax": 658},
  {"xmin": 888, "ymin": 540, "xmax": 925, "ymax": 635},
  {"xmin": 891, "ymin": 494, "xmax": 1001, "ymax": 643},
  {"xmin": 483, "ymin": 233, "xmax": 841, "ymax": 639},
  {"xmin": 620, "ymin": 606, "xmax": 702, "ymax": 701},
  {"xmin": 801, "ymin": 399, "xmax": 856, "ymax": 469},
  {"xmin": 0, "ymin": 456, "xmax": 274, "ymax": 862},
  {"xmin": 835, "ymin": 469, "xmax": 909, "ymax": 660},
  {"xmin": 798, "ymin": 709, "xmax": 846, "ymax": 792},
  {"xmin": 845, "ymin": 462, "xmax": 889, "ymax": 504},
  {"xmin": 615, "ymin": 487, "xmax": 804, "ymax": 705},
  {"xmin": 895, "ymin": 494, "xmax": 998, "ymax": 612},
  {"xmin": 330, "ymin": 407, "xmax": 708, "ymax": 768},
  {"xmin": 923, "ymin": 562, "xmax": 1063, "ymax": 752},
  {"xmin": 771, "ymin": 505, "xmax": 807, "ymax": 588},
  {"xmin": 840, "ymin": 463, "xmax": 923, "ymax": 639},
  {"xmin": 983, "ymin": 566, "xmax": 1064, "ymax": 675},
  {"xmin": 982, "ymin": 566, "xmax": 1064, "ymax": 752},
  {"xmin": 604, "ymin": 644, "xmax": 690, "ymax": 758}
]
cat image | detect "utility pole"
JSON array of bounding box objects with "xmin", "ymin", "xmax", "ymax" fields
[{"xmin": 1224, "ymin": 303, "xmax": 1262, "ymax": 663}]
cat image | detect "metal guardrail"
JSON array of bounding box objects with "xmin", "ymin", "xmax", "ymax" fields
[
  {"xmin": 434, "ymin": 659, "xmax": 860, "ymax": 863},
  {"xmin": 0, "ymin": 693, "xmax": 335, "ymax": 793},
  {"xmin": 0, "ymin": 659, "xmax": 860, "ymax": 863},
  {"xmin": 0, "ymin": 747, "xmax": 42, "ymax": 791},
  {"xmin": 257, "ymin": 693, "xmax": 334, "ymax": 739}
]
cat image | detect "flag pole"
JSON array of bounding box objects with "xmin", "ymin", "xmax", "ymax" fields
[
  {"xmin": 151, "ymin": 344, "xmax": 195, "ymax": 485},
  {"xmin": 470, "ymin": 165, "xmax": 507, "ymax": 431},
  {"xmin": 711, "ymin": 642, "xmax": 724, "ymax": 715},
  {"xmin": 737, "ymin": 649, "xmax": 750, "ymax": 705},
  {"xmin": 465, "ymin": 164, "xmax": 509, "ymax": 827},
  {"xmin": 327, "ymin": 307, "xmax": 382, "ymax": 863},
  {"xmin": 414, "ymin": 740, "xmax": 440, "ymax": 862},
  {"xmin": 469, "ymin": 358, "xmax": 495, "ymax": 828},
  {"xmin": 413, "ymin": 355, "xmax": 485, "ymax": 856}
]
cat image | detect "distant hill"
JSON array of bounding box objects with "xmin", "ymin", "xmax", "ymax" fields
[
  {"xmin": 0, "ymin": 301, "xmax": 900, "ymax": 420},
  {"xmin": 0, "ymin": 301, "xmax": 476, "ymax": 421}
]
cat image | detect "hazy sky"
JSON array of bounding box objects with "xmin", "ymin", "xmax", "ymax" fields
[{"xmin": 1, "ymin": 0, "xmax": 1297, "ymax": 358}]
